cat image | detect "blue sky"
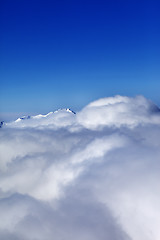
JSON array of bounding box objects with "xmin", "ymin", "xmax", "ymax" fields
[{"xmin": 0, "ymin": 0, "xmax": 160, "ymax": 116}]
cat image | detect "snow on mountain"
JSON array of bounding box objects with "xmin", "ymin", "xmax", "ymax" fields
[{"xmin": 4, "ymin": 108, "xmax": 76, "ymax": 129}]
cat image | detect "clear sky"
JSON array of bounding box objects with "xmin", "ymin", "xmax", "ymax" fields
[{"xmin": 0, "ymin": 0, "xmax": 160, "ymax": 117}]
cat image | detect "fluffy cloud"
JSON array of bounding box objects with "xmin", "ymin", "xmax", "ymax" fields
[{"xmin": 0, "ymin": 95, "xmax": 160, "ymax": 240}]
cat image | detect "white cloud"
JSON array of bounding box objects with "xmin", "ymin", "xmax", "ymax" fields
[
  {"xmin": 77, "ymin": 95, "xmax": 160, "ymax": 129},
  {"xmin": 0, "ymin": 95, "xmax": 160, "ymax": 240}
]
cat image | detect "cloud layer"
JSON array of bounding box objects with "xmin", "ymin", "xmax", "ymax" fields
[{"xmin": 0, "ymin": 95, "xmax": 160, "ymax": 240}]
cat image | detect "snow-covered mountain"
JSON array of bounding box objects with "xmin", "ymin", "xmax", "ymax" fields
[{"xmin": 3, "ymin": 108, "xmax": 76, "ymax": 129}]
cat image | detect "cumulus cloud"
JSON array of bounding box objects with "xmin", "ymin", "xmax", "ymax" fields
[
  {"xmin": 77, "ymin": 95, "xmax": 160, "ymax": 129},
  {"xmin": 0, "ymin": 95, "xmax": 160, "ymax": 240}
]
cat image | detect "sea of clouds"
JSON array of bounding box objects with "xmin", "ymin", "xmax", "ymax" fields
[{"xmin": 0, "ymin": 95, "xmax": 160, "ymax": 240}]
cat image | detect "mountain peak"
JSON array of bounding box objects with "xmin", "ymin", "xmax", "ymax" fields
[
  {"xmin": 54, "ymin": 108, "xmax": 76, "ymax": 114},
  {"xmin": 1, "ymin": 108, "xmax": 76, "ymax": 129}
]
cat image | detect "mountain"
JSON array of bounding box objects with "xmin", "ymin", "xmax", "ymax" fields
[{"xmin": 1, "ymin": 108, "xmax": 76, "ymax": 129}]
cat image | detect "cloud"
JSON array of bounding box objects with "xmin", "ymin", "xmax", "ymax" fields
[
  {"xmin": 77, "ymin": 95, "xmax": 160, "ymax": 129},
  {"xmin": 0, "ymin": 95, "xmax": 160, "ymax": 240}
]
